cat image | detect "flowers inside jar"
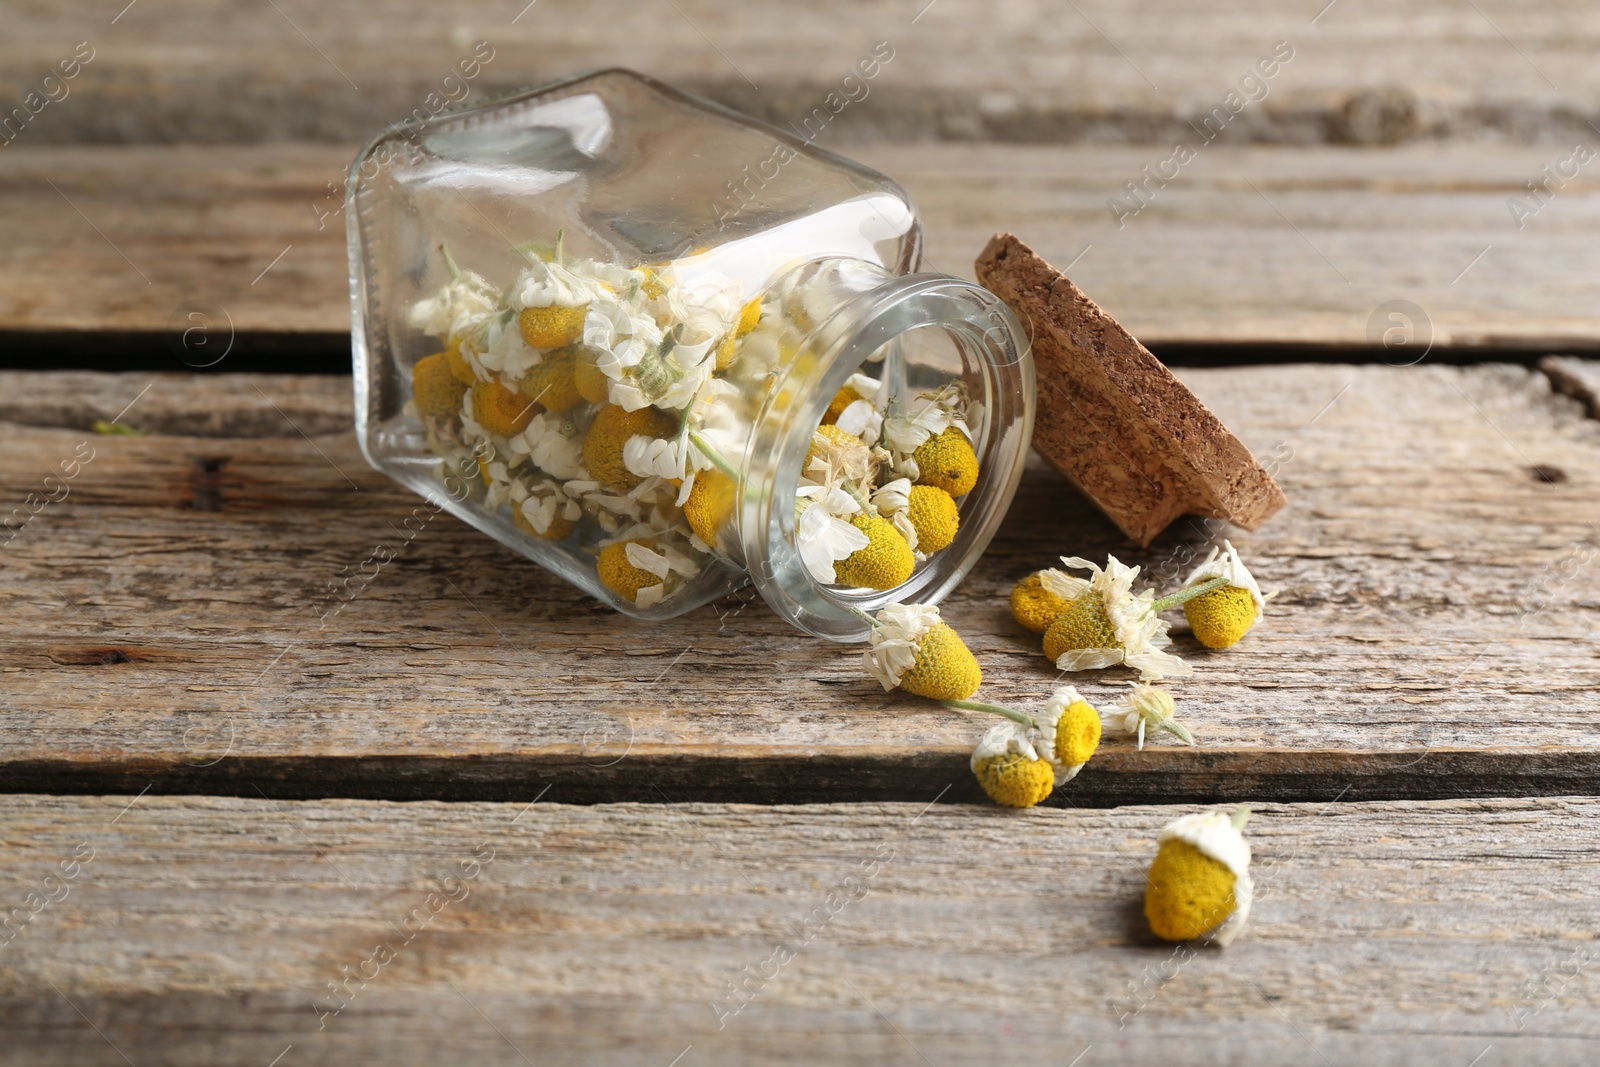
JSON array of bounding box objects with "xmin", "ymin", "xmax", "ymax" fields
[{"xmin": 404, "ymin": 243, "xmax": 986, "ymax": 615}]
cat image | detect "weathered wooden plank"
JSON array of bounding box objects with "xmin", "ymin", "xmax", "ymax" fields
[
  {"xmin": 3, "ymin": 0, "xmax": 1598, "ymax": 145},
  {"xmin": 3, "ymin": 142, "xmax": 1598, "ymax": 347},
  {"xmin": 1, "ymin": 794, "xmax": 1597, "ymax": 1065},
  {"xmin": 1, "ymin": 365, "xmax": 1596, "ymax": 803}
]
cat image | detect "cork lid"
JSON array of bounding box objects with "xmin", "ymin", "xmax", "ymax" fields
[{"xmin": 975, "ymin": 233, "xmax": 1286, "ymax": 546}]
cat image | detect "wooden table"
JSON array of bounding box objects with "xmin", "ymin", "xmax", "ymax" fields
[{"xmin": 3, "ymin": 2, "xmax": 1600, "ymax": 1062}]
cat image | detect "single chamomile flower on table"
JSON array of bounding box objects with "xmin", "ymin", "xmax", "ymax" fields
[
  {"xmin": 1008, "ymin": 566, "xmax": 1081, "ymax": 634},
  {"xmin": 862, "ymin": 602, "xmax": 982, "ymax": 701},
  {"xmin": 956, "ymin": 685, "xmax": 1103, "ymax": 807},
  {"xmin": 1179, "ymin": 539, "xmax": 1273, "ymax": 649},
  {"xmin": 1145, "ymin": 808, "xmax": 1254, "ymax": 946},
  {"xmin": 1040, "ymin": 556, "xmax": 1193, "ymax": 682},
  {"xmin": 1103, "ymin": 682, "xmax": 1193, "ymax": 750}
]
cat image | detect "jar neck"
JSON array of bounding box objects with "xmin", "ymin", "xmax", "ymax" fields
[{"xmin": 735, "ymin": 258, "xmax": 1034, "ymax": 641}]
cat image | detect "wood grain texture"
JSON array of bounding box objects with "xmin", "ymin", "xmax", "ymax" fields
[
  {"xmin": 3, "ymin": 141, "xmax": 1596, "ymax": 348},
  {"xmin": 1, "ymin": 366, "xmax": 1596, "ymax": 804},
  {"xmin": 1543, "ymin": 356, "xmax": 1600, "ymax": 420},
  {"xmin": 3, "ymin": 0, "xmax": 1599, "ymax": 145},
  {"xmin": 977, "ymin": 231, "xmax": 1287, "ymax": 544},
  {"xmin": 1, "ymin": 794, "xmax": 1598, "ymax": 1065}
]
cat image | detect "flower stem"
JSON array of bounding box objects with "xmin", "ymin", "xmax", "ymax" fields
[
  {"xmin": 941, "ymin": 699, "xmax": 1037, "ymax": 729},
  {"xmin": 849, "ymin": 606, "xmax": 881, "ymax": 628},
  {"xmin": 1155, "ymin": 714, "xmax": 1194, "ymax": 745},
  {"xmin": 439, "ymin": 243, "xmax": 462, "ymax": 283},
  {"xmin": 689, "ymin": 432, "xmax": 741, "ymax": 482},
  {"xmin": 1147, "ymin": 576, "xmax": 1231, "ymax": 615}
]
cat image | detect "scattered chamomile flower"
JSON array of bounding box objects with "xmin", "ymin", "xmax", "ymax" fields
[
  {"xmin": 1035, "ymin": 685, "xmax": 1103, "ymax": 783},
  {"xmin": 1008, "ymin": 567, "xmax": 1082, "ymax": 634},
  {"xmin": 969, "ymin": 721, "xmax": 1056, "ymax": 808},
  {"xmin": 1103, "ymin": 682, "xmax": 1193, "ymax": 750},
  {"xmin": 1145, "ymin": 808, "xmax": 1254, "ymax": 946},
  {"xmin": 1181, "ymin": 539, "xmax": 1272, "ymax": 649},
  {"xmin": 1041, "ymin": 556, "xmax": 1192, "ymax": 681},
  {"xmin": 862, "ymin": 602, "xmax": 982, "ymax": 701}
]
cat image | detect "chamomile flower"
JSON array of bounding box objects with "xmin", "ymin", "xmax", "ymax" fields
[
  {"xmin": 514, "ymin": 480, "xmax": 581, "ymax": 541},
  {"xmin": 870, "ymin": 477, "xmax": 919, "ymax": 553},
  {"xmin": 1181, "ymin": 540, "xmax": 1272, "ymax": 649},
  {"xmin": 969, "ymin": 722, "xmax": 1055, "ymax": 808},
  {"xmin": 795, "ymin": 484, "xmax": 868, "ymax": 585},
  {"xmin": 512, "ymin": 257, "xmax": 595, "ymax": 349},
  {"xmin": 1041, "ymin": 556, "xmax": 1191, "ymax": 681},
  {"xmin": 1034, "ymin": 685, "xmax": 1103, "ymax": 784},
  {"xmin": 408, "ymin": 253, "xmax": 499, "ymax": 342},
  {"xmin": 805, "ymin": 424, "xmax": 875, "ymax": 486},
  {"xmin": 1145, "ymin": 809, "xmax": 1254, "ymax": 946},
  {"xmin": 583, "ymin": 404, "xmax": 680, "ymax": 492},
  {"xmin": 412, "ymin": 352, "xmax": 469, "ymax": 420},
  {"xmin": 1103, "ymin": 682, "xmax": 1193, "ymax": 750},
  {"xmin": 862, "ymin": 602, "xmax": 982, "ymax": 701},
  {"xmin": 1009, "ymin": 567, "xmax": 1083, "ymax": 634},
  {"xmin": 883, "ymin": 381, "xmax": 973, "ymax": 482},
  {"xmin": 904, "ymin": 484, "xmax": 959, "ymax": 553},
  {"xmin": 835, "ymin": 513, "xmax": 914, "ymax": 590}
]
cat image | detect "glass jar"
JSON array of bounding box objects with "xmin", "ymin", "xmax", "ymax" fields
[{"xmin": 349, "ymin": 68, "xmax": 1034, "ymax": 641}]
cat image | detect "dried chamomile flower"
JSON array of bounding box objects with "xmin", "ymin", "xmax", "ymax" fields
[
  {"xmin": 469, "ymin": 380, "xmax": 540, "ymax": 438},
  {"xmin": 1103, "ymin": 682, "xmax": 1193, "ymax": 750},
  {"xmin": 806, "ymin": 424, "xmax": 874, "ymax": 485},
  {"xmin": 735, "ymin": 297, "xmax": 762, "ymax": 337},
  {"xmin": 904, "ymin": 484, "xmax": 959, "ymax": 553},
  {"xmin": 1041, "ymin": 556, "xmax": 1191, "ymax": 682},
  {"xmin": 408, "ymin": 248, "xmax": 499, "ymax": 342},
  {"xmin": 512, "ymin": 256, "xmax": 594, "ymax": 349},
  {"xmin": 682, "ymin": 469, "xmax": 736, "ymax": 546},
  {"xmin": 1145, "ymin": 809, "xmax": 1253, "ymax": 946},
  {"xmin": 863, "ymin": 602, "xmax": 982, "ymax": 701},
  {"xmin": 1181, "ymin": 539, "xmax": 1271, "ymax": 649},
  {"xmin": 834, "ymin": 512, "xmax": 914, "ymax": 590},
  {"xmin": 583, "ymin": 404, "xmax": 679, "ymax": 492},
  {"xmin": 911, "ymin": 426, "xmax": 979, "ymax": 498},
  {"xmin": 444, "ymin": 339, "xmax": 479, "ymax": 385},
  {"xmin": 1034, "ymin": 685, "xmax": 1103, "ymax": 783},
  {"xmin": 796, "ymin": 484, "xmax": 870, "ymax": 584},
  {"xmin": 514, "ymin": 483, "xmax": 579, "ymax": 541},
  {"xmin": 1009, "ymin": 568, "xmax": 1082, "ymax": 634},
  {"xmin": 412, "ymin": 352, "xmax": 468, "ymax": 420},
  {"xmin": 518, "ymin": 345, "xmax": 584, "ymax": 414},
  {"xmin": 572, "ymin": 345, "xmax": 612, "ymax": 404},
  {"xmin": 970, "ymin": 722, "xmax": 1055, "ymax": 808}
]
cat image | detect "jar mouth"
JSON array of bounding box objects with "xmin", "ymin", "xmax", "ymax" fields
[{"xmin": 738, "ymin": 262, "xmax": 1035, "ymax": 641}]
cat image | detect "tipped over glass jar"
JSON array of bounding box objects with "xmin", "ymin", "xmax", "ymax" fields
[{"xmin": 349, "ymin": 69, "xmax": 1034, "ymax": 640}]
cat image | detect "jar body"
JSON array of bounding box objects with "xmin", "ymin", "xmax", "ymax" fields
[{"xmin": 349, "ymin": 69, "xmax": 1033, "ymax": 639}]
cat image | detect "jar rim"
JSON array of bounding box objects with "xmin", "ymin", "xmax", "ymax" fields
[{"xmin": 738, "ymin": 263, "xmax": 1035, "ymax": 641}]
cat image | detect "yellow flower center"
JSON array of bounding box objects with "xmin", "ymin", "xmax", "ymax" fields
[
  {"xmin": 1144, "ymin": 838, "xmax": 1237, "ymax": 942},
  {"xmin": 683, "ymin": 471, "xmax": 737, "ymax": 545},
  {"xmin": 1009, "ymin": 572, "xmax": 1068, "ymax": 634},
  {"xmin": 518, "ymin": 345, "xmax": 584, "ymax": 414},
  {"xmin": 735, "ymin": 298, "xmax": 762, "ymax": 337},
  {"xmin": 822, "ymin": 385, "xmax": 863, "ymax": 426},
  {"xmin": 897, "ymin": 622, "xmax": 982, "ymax": 701},
  {"xmin": 517, "ymin": 304, "xmax": 589, "ymax": 349},
  {"xmin": 572, "ymin": 346, "xmax": 612, "ymax": 404},
  {"xmin": 444, "ymin": 340, "xmax": 478, "ymax": 385},
  {"xmin": 470, "ymin": 380, "xmax": 540, "ymax": 437},
  {"xmin": 833, "ymin": 513, "xmax": 914, "ymax": 590},
  {"xmin": 905, "ymin": 484, "xmax": 960, "ymax": 553},
  {"xmin": 596, "ymin": 540, "xmax": 660, "ymax": 602},
  {"xmin": 581, "ymin": 404, "xmax": 679, "ymax": 492},
  {"xmin": 1041, "ymin": 593, "xmax": 1119, "ymax": 662},
  {"xmin": 1054, "ymin": 701, "xmax": 1102, "ymax": 767},
  {"xmin": 973, "ymin": 752, "xmax": 1055, "ymax": 808},
  {"xmin": 412, "ymin": 351, "xmax": 468, "ymax": 420},
  {"xmin": 911, "ymin": 427, "xmax": 979, "ymax": 498},
  {"xmin": 1184, "ymin": 584, "xmax": 1259, "ymax": 649},
  {"xmin": 714, "ymin": 332, "xmax": 738, "ymax": 371}
]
